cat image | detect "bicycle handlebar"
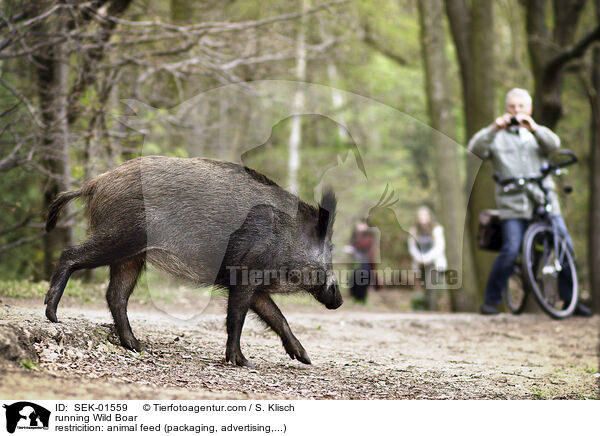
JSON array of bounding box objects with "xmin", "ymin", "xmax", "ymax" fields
[
  {"xmin": 493, "ymin": 149, "xmax": 578, "ymax": 190},
  {"xmin": 555, "ymin": 149, "xmax": 578, "ymax": 168}
]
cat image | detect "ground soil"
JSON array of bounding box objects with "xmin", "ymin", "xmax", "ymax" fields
[{"xmin": 0, "ymin": 290, "xmax": 598, "ymax": 400}]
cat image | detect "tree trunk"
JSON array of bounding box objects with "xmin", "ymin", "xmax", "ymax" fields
[
  {"xmin": 288, "ymin": 0, "xmax": 309, "ymax": 195},
  {"xmin": 466, "ymin": 0, "xmax": 497, "ymax": 298},
  {"xmin": 169, "ymin": 0, "xmax": 191, "ymax": 104},
  {"xmin": 525, "ymin": 0, "xmax": 598, "ymax": 129},
  {"xmin": 36, "ymin": 16, "xmax": 74, "ymax": 278},
  {"xmin": 445, "ymin": 0, "xmax": 474, "ymax": 137},
  {"xmin": 219, "ymin": 97, "xmax": 230, "ymax": 160},
  {"xmin": 525, "ymin": 0, "xmax": 562, "ymax": 129},
  {"xmin": 589, "ymin": 1, "xmax": 600, "ymax": 313},
  {"xmin": 523, "ymin": 0, "xmax": 599, "ymax": 312},
  {"xmin": 326, "ymin": 62, "xmax": 350, "ymax": 143},
  {"xmin": 446, "ymin": 0, "xmax": 497, "ymax": 306},
  {"xmin": 417, "ymin": 0, "xmax": 478, "ymax": 311}
]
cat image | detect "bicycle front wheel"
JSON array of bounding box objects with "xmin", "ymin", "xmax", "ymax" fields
[
  {"xmin": 505, "ymin": 263, "xmax": 528, "ymax": 314},
  {"xmin": 522, "ymin": 222, "xmax": 578, "ymax": 319}
]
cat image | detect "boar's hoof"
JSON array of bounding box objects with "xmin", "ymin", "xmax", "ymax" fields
[
  {"xmin": 121, "ymin": 337, "xmax": 145, "ymax": 353},
  {"xmin": 286, "ymin": 343, "xmax": 311, "ymax": 365},
  {"xmin": 45, "ymin": 306, "xmax": 59, "ymax": 323},
  {"xmin": 226, "ymin": 350, "xmax": 255, "ymax": 368}
]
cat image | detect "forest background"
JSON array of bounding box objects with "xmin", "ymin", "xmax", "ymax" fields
[{"xmin": 1, "ymin": 0, "xmax": 599, "ymax": 313}]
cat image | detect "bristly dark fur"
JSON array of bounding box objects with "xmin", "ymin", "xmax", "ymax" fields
[
  {"xmin": 202, "ymin": 160, "xmax": 280, "ymax": 188},
  {"xmin": 243, "ymin": 166, "xmax": 279, "ymax": 187}
]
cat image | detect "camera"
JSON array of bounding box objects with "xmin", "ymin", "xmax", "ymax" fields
[{"xmin": 508, "ymin": 117, "xmax": 520, "ymax": 127}]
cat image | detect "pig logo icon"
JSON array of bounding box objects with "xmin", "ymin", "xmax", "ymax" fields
[{"xmin": 3, "ymin": 402, "xmax": 50, "ymax": 433}]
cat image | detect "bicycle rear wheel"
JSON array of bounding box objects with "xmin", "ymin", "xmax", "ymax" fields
[
  {"xmin": 522, "ymin": 223, "xmax": 578, "ymax": 319},
  {"xmin": 505, "ymin": 263, "xmax": 528, "ymax": 314}
]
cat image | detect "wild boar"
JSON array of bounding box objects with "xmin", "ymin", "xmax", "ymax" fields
[{"xmin": 44, "ymin": 156, "xmax": 342, "ymax": 367}]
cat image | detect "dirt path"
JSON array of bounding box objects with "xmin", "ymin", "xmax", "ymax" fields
[{"xmin": 1, "ymin": 296, "xmax": 598, "ymax": 400}]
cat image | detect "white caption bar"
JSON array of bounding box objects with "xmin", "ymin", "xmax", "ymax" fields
[{"xmin": 0, "ymin": 400, "xmax": 596, "ymax": 435}]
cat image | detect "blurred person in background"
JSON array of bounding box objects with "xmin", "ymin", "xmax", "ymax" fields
[
  {"xmin": 408, "ymin": 206, "xmax": 447, "ymax": 310},
  {"xmin": 346, "ymin": 220, "xmax": 376, "ymax": 302}
]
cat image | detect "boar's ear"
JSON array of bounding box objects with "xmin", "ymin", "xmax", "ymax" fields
[{"xmin": 318, "ymin": 188, "xmax": 337, "ymax": 238}]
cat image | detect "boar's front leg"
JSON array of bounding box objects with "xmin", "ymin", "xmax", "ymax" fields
[
  {"xmin": 225, "ymin": 288, "xmax": 255, "ymax": 368},
  {"xmin": 251, "ymin": 292, "xmax": 311, "ymax": 365}
]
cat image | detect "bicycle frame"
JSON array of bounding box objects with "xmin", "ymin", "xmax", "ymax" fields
[{"xmin": 493, "ymin": 149, "xmax": 577, "ymax": 269}]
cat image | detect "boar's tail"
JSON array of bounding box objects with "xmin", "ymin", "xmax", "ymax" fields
[{"xmin": 45, "ymin": 189, "xmax": 83, "ymax": 232}]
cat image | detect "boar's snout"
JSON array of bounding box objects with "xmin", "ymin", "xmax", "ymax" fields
[{"xmin": 323, "ymin": 282, "xmax": 343, "ymax": 310}]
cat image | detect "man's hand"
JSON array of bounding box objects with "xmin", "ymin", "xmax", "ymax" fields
[
  {"xmin": 491, "ymin": 113, "xmax": 512, "ymax": 131},
  {"xmin": 515, "ymin": 113, "xmax": 538, "ymax": 132},
  {"xmin": 491, "ymin": 113, "xmax": 539, "ymax": 132}
]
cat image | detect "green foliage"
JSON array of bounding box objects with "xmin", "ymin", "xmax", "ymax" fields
[
  {"xmin": 0, "ymin": 280, "xmax": 48, "ymax": 299},
  {"xmin": 0, "ymin": 278, "xmax": 106, "ymax": 302},
  {"xmin": 0, "ymin": 168, "xmax": 45, "ymax": 280},
  {"xmin": 18, "ymin": 359, "xmax": 39, "ymax": 370},
  {"xmin": 224, "ymin": 0, "xmax": 283, "ymax": 21},
  {"xmin": 272, "ymin": 292, "xmax": 322, "ymax": 307},
  {"xmin": 410, "ymin": 292, "xmax": 428, "ymax": 311},
  {"xmin": 0, "ymin": 275, "xmax": 218, "ymax": 310},
  {"xmin": 530, "ymin": 387, "xmax": 547, "ymax": 400},
  {"xmin": 0, "ymin": 0, "xmax": 597, "ymax": 299}
]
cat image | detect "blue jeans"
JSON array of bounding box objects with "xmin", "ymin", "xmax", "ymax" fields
[{"xmin": 484, "ymin": 215, "xmax": 574, "ymax": 305}]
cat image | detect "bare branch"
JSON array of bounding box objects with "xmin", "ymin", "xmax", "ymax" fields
[
  {"xmin": 64, "ymin": 2, "xmax": 132, "ymax": 124},
  {"xmin": 0, "ymin": 148, "xmax": 23, "ymax": 172},
  {"xmin": 0, "ymin": 216, "xmax": 32, "ymax": 236},
  {"xmin": 0, "ymin": 103, "xmax": 19, "ymax": 118},
  {"xmin": 101, "ymin": 0, "xmax": 349, "ymax": 34},
  {"xmin": 0, "ymin": 3, "xmax": 63, "ymax": 32},
  {"xmin": 0, "ymin": 232, "xmax": 46, "ymax": 254},
  {"xmin": 545, "ymin": 25, "xmax": 600, "ymax": 79},
  {"xmin": 0, "ymin": 76, "xmax": 45, "ymax": 128},
  {"xmin": 22, "ymin": 159, "xmax": 78, "ymax": 184},
  {"xmin": 361, "ymin": 24, "xmax": 407, "ymax": 65},
  {"xmin": 0, "ymin": 123, "xmax": 35, "ymax": 173}
]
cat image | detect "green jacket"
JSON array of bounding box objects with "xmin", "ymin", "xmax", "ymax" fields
[{"xmin": 467, "ymin": 125, "xmax": 561, "ymax": 220}]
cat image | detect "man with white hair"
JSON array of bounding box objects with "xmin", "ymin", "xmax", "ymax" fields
[{"xmin": 468, "ymin": 88, "xmax": 592, "ymax": 316}]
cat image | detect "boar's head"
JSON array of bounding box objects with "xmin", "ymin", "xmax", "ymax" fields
[{"xmin": 282, "ymin": 189, "xmax": 342, "ymax": 310}]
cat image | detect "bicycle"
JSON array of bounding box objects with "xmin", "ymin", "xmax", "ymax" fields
[{"xmin": 495, "ymin": 150, "xmax": 579, "ymax": 319}]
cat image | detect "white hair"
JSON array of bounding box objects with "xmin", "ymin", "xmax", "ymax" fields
[{"xmin": 505, "ymin": 88, "xmax": 532, "ymax": 107}]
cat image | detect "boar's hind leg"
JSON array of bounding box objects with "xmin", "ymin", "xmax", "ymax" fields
[
  {"xmin": 251, "ymin": 292, "xmax": 311, "ymax": 365},
  {"xmin": 45, "ymin": 236, "xmax": 128, "ymax": 323},
  {"xmin": 106, "ymin": 255, "xmax": 146, "ymax": 352},
  {"xmin": 45, "ymin": 235, "xmax": 146, "ymax": 323},
  {"xmin": 225, "ymin": 289, "xmax": 255, "ymax": 368}
]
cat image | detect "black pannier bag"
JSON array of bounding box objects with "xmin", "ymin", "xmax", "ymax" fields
[{"xmin": 477, "ymin": 209, "xmax": 502, "ymax": 251}]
